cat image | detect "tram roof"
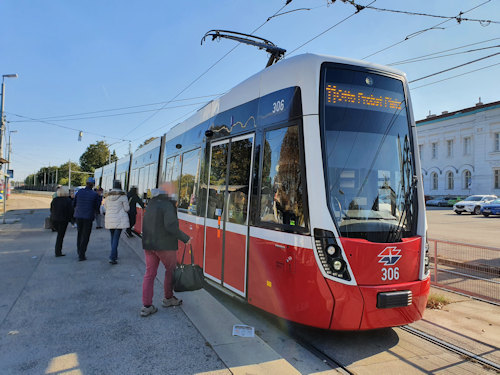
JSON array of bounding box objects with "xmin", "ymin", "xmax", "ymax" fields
[{"xmin": 165, "ymin": 53, "xmax": 406, "ymax": 141}]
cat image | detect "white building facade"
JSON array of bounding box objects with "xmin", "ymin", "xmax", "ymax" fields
[{"xmin": 416, "ymin": 100, "xmax": 500, "ymax": 198}]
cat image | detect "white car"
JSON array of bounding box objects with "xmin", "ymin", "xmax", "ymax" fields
[{"xmin": 453, "ymin": 195, "xmax": 497, "ymax": 215}]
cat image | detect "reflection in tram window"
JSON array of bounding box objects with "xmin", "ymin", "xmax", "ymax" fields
[
  {"xmin": 227, "ymin": 138, "xmax": 253, "ymax": 225},
  {"xmin": 164, "ymin": 155, "xmax": 181, "ymax": 197},
  {"xmin": 178, "ymin": 148, "xmax": 201, "ymax": 214},
  {"xmin": 260, "ymin": 125, "xmax": 306, "ymax": 228},
  {"xmin": 207, "ymin": 144, "xmax": 228, "ymax": 220}
]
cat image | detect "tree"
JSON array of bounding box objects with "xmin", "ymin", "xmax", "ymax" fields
[
  {"xmin": 58, "ymin": 161, "xmax": 85, "ymax": 187},
  {"xmin": 79, "ymin": 141, "xmax": 116, "ymax": 172}
]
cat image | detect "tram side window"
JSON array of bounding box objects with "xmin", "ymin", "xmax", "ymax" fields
[
  {"xmin": 260, "ymin": 125, "xmax": 306, "ymax": 228},
  {"xmin": 178, "ymin": 149, "xmax": 201, "ymax": 214},
  {"xmin": 129, "ymin": 170, "xmax": 137, "ymax": 190},
  {"xmin": 165, "ymin": 155, "xmax": 181, "ymax": 197},
  {"xmin": 148, "ymin": 164, "xmax": 157, "ymax": 194}
]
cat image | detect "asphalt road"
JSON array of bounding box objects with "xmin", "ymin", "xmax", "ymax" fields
[{"xmin": 426, "ymin": 206, "xmax": 499, "ymax": 248}]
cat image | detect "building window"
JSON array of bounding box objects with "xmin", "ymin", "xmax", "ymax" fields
[
  {"xmin": 431, "ymin": 172, "xmax": 438, "ymax": 190},
  {"xmin": 495, "ymin": 133, "xmax": 500, "ymax": 152},
  {"xmin": 495, "ymin": 169, "xmax": 500, "ymax": 189},
  {"xmin": 432, "ymin": 142, "xmax": 438, "ymax": 159},
  {"xmin": 463, "ymin": 170, "xmax": 471, "ymax": 189},
  {"xmin": 418, "ymin": 144, "xmax": 423, "ymax": 158},
  {"xmin": 447, "ymin": 140, "xmax": 453, "ymax": 157},
  {"xmin": 446, "ymin": 171, "xmax": 454, "ymax": 190},
  {"xmin": 464, "ymin": 137, "xmax": 471, "ymax": 155}
]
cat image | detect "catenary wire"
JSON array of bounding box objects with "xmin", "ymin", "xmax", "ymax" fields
[
  {"xmin": 388, "ymin": 38, "xmax": 500, "ymax": 65},
  {"xmin": 8, "ymin": 113, "xmax": 130, "ymax": 142},
  {"xmin": 343, "ymin": 0, "xmax": 499, "ymax": 25},
  {"xmin": 388, "ymin": 44, "xmax": 499, "ymax": 66},
  {"xmin": 8, "ymin": 101, "xmax": 210, "ymax": 123},
  {"xmin": 410, "ymin": 62, "xmax": 500, "ymax": 90},
  {"xmin": 408, "ymin": 52, "xmax": 500, "ymax": 83},
  {"xmin": 287, "ymin": 0, "xmax": 376, "ymax": 56},
  {"xmin": 29, "ymin": 94, "xmax": 224, "ymax": 121},
  {"xmin": 123, "ymin": 2, "xmax": 293, "ymax": 139},
  {"xmin": 362, "ymin": 0, "xmax": 492, "ymax": 59}
]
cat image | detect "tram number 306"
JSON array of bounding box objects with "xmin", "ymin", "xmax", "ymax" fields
[
  {"xmin": 381, "ymin": 267, "xmax": 400, "ymax": 281},
  {"xmin": 272, "ymin": 99, "xmax": 285, "ymax": 113}
]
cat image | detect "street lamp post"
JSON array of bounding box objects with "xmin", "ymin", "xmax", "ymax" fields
[{"xmin": 1, "ymin": 73, "xmax": 18, "ymax": 223}]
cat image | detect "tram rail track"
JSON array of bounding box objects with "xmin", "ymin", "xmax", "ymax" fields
[
  {"xmin": 399, "ymin": 326, "xmax": 500, "ymax": 372},
  {"xmin": 288, "ymin": 330, "xmax": 353, "ymax": 374},
  {"xmin": 289, "ymin": 324, "xmax": 500, "ymax": 374}
]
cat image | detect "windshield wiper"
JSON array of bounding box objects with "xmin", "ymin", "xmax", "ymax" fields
[{"xmin": 385, "ymin": 175, "xmax": 418, "ymax": 242}]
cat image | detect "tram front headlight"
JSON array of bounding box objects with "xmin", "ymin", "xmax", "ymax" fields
[
  {"xmin": 326, "ymin": 245, "xmax": 336, "ymax": 256},
  {"xmin": 332, "ymin": 259, "xmax": 343, "ymax": 271}
]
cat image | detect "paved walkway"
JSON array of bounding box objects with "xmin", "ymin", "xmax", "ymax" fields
[
  {"xmin": 0, "ymin": 194, "xmax": 498, "ymax": 374},
  {"xmin": 0, "ymin": 194, "xmax": 305, "ymax": 375}
]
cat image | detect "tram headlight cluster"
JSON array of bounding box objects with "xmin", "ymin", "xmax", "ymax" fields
[{"xmin": 314, "ymin": 229, "xmax": 351, "ymax": 281}]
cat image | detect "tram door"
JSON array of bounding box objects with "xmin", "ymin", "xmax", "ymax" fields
[{"xmin": 204, "ymin": 134, "xmax": 254, "ymax": 297}]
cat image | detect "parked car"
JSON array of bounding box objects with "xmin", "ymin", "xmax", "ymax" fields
[
  {"xmin": 426, "ymin": 197, "xmax": 452, "ymax": 207},
  {"xmin": 424, "ymin": 195, "xmax": 435, "ymax": 203},
  {"xmin": 480, "ymin": 198, "xmax": 500, "ymax": 217},
  {"xmin": 447, "ymin": 196, "xmax": 464, "ymax": 206},
  {"xmin": 453, "ymin": 195, "xmax": 497, "ymax": 215}
]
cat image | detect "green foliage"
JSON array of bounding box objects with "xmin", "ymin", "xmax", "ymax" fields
[
  {"xmin": 24, "ymin": 161, "xmax": 86, "ymax": 187},
  {"xmin": 137, "ymin": 137, "xmax": 158, "ymax": 150},
  {"xmin": 79, "ymin": 141, "xmax": 115, "ymax": 172}
]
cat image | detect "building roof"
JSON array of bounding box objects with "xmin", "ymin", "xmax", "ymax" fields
[{"xmin": 416, "ymin": 100, "xmax": 500, "ymax": 127}]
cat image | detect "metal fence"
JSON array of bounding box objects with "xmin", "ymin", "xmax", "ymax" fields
[{"xmin": 429, "ymin": 239, "xmax": 500, "ymax": 303}]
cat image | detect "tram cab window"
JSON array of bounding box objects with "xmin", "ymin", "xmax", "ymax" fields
[
  {"xmin": 178, "ymin": 148, "xmax": 201, "ymax": 214},
  {"xmin": 259, "ymin": 125, "xmax": 306, "ymax": 228}
]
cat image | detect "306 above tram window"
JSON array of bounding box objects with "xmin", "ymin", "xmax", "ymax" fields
[{"xmin": 320, "ymin": 66, "xmax": 417, "ymax": 243}]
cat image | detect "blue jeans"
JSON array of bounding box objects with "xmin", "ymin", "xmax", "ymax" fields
[{"xmin": 109, "ymin": 229, "xmax": 122, "ymax": 261}]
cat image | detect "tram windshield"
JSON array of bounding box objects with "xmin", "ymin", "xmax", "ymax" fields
[{"xmin": 320, "ymin": 66, "xmax": 417, "ymax": 242}]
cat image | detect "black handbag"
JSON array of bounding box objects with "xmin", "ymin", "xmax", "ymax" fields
[{"xmin": 174, "ymin": 244, "xmax": 204, "ymax": 292}]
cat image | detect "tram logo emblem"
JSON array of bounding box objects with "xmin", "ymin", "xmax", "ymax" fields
[{"xmin": 378, "ymin": 246, "xmax": 402, "ymax": 266}]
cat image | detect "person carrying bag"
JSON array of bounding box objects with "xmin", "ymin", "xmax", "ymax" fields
[{"xmin": 174, "ymin": 244, "xmax": 204, "ymax": 292}]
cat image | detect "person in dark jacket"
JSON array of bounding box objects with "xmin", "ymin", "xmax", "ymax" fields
[
  {"xmin": 126, "ymin": 186, "xmax": 144, "ymax": 237},
  {"xmin": 140, "ymin": 182, "xmax": 190, "ymax": 317},
  {"xmin": 50, "ymin": 186, "xmax": 74, "ymax": 257},
  {"xmin": 73, "ymin": 177, "xmax": 99, "ymax": 261}
]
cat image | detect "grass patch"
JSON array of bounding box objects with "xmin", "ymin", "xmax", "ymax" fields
[{"xmin": 427, "ymin": 293, "xmax": 451, "ymax": 309}]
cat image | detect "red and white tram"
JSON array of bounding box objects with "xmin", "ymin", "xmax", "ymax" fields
[{"xmin": 96, "ymin": 54, "xmax": 430, "ymax": 330}]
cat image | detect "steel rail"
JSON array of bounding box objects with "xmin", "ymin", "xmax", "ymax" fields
[
  {"xmin": 288, "ymin": 331, "xmax": 353, "ymax": 375},
  {"xmin": 400, "ymin": 326, "xmax": 500, "ymax": 372}
]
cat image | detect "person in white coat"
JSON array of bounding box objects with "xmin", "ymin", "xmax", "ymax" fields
[{"xmin": 104, "ymin": 180, "xmax": 130, "ymax": 264}]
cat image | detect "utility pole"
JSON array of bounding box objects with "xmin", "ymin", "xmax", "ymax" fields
[
  {"xmin": 0, "ymin": 74, "xmax": 18, "ymax": 173},
  {"xmin": 55, "ymin": 167, "xmax": 58, "ymax": 185},
  {"xmin": 68, "ymin": 160, "xmax": 71, "ymax": 188}
]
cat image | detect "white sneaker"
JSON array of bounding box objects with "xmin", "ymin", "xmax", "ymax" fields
[
  {"xmin": 162, "ymin": 296, "xmax": 182, "ymax": 307},
  {"xmin": 140, "ymin": 305, "xmax": 158, "ymax": 317}
]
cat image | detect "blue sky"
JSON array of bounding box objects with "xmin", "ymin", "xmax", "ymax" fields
[{"xmin": 1, "ymin": 0, "xmax": 499, "ymax": 181}]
